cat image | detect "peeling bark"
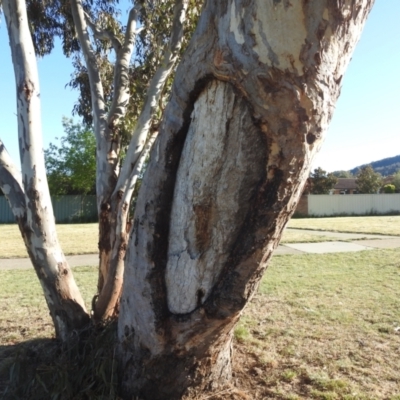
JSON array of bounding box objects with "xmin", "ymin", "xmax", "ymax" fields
[
  {"xmin": 118, "ymin": 0, "xmax": 374, "ymax": 398},
  {"xmin": 3, "ymin": 0, "xmax": 89, "ymax": 341}
]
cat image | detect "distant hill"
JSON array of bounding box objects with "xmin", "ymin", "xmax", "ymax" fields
[
  {"xmin": 349, "ymin": 155, "xmax": 400, "ymax": 176},
  {"xmin": 332, "ymin": 155, "xmax": 400, "ymax": 177}
]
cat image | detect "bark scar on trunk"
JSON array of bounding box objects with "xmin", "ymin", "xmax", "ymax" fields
[{"xmin": 19, "ymin": 79, "xmax": 35, "ymax": 101}]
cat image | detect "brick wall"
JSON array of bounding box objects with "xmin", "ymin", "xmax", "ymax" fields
[{"xmin": 295, "ymin": 195, "xmax": 308, "ymax": 216}]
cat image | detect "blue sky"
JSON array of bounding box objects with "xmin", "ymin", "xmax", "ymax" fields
[{"xmin": 0, "ymin": 1, "xmax": 399, "ymax": 173}]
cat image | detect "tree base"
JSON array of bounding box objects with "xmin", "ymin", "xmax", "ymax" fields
[{"xmin": 119, "ymin": 333, "xmax": 233, "ymax": 400}]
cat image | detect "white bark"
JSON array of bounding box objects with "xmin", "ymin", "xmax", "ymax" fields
[
  {"xmin": 3, "ymin": 0, "xmax": 89, "ymax": 340},
  {"xmin": 93, "ymin": 132, "xmax": 157, "ymax": 320},
  {"xmin": 106, "ymin": 4, "xmax": 140, "ymax": 130},
  {"xmin": 70, "ymin": 0, "xmax": 135, "ymax": 300},
  {"xmin": 69, "ymin": 0, "xmax": 112, "ymax": 208}
]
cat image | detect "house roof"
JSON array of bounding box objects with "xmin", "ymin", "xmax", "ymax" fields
[{"xmin": 334, "ymin": 178, "xmax": 357, "ymax": 190}]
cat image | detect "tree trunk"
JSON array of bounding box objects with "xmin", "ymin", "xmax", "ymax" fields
[
  {"xmin": 118, "ymin": 0, "xmax": 374, "ymax": 398},
  {"xmin": 3, "ymin": 0, "xmax": 89, "ymax": 340}
]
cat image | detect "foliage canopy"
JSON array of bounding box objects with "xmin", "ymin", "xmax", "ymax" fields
[
  {"xmin": 355, "ymin": 165, "xmax": 383, "ymax": 194},
  {"xmin": 309, "ymin": 167, "xmax": 338, "ymax": 194}
]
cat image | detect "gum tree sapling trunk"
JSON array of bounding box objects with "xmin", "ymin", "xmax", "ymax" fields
[
  {"xmin": 0, "ymin": 0, "xmax": 89, "ymax": 341},
  {"xmin": 118, "ymin": 0, "xmax": 374, "ymax": 398}
]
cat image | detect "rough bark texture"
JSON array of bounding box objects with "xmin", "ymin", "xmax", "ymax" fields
[
  {"xmin": 118, "ymin": 0, "xmax": 374, "ymax": 398},
  {"xmin": 3, "ymin": 0, "xmax": 89, "ymax": 340}
]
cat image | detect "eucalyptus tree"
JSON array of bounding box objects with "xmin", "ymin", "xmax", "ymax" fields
[
  {"xmin": 0, "ymin": 0, "xmax": 375, "ymax": 398},
  {"xmin": 72, "ymin": 0, "xmax": 197, "ymax": 321}
]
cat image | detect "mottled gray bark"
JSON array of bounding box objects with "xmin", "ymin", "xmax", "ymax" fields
[
  {"xmin": 3, "ymin": 0, "xmax": 89, "ymax": 341},
  {"xmin": 118, "ymin": 0, "xmax": 374, "ymax": 398}
]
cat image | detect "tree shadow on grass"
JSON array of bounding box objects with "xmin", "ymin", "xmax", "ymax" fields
[{"xmin": 0, "ymin": 322, "xmax": 119, "ymax": 400}]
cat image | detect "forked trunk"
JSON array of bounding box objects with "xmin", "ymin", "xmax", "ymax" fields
[{"xmin": 118, "ymin": 0, "xmax": 374, "ymax": 398}]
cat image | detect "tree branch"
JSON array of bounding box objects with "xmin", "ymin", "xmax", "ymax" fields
[
  {"xmin": 70, "ymin": 0, "xmax": 120, "ymax": 207},
  {"xmin": 0, "ymin": 140, "xmax": 26, "ymax": 220},
  {"xmin": 113, "ymin": 0, "xmax": 188, "ymax": 197},
  {"xmin": 124, "ymin": 132, "xmax": 158, "ymax": 216},
  {"xmin": 107, "ymin": 3, "xmax": 141, "ymax": 130},
  {"xmin": 70, "ymin": 0, "xmax": 107, "ymax": 144},
  {"xmin": 84, "ymin": 11, "xmax": 122, "ymax": 53}
]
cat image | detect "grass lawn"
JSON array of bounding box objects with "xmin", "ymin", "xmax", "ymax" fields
[
  {"xmin": 280, "ymin": 229, "xmax": 351, "ymax": 243},
  {"xmin": 234, "ymin": 249, "xmax": 400, "ymax": 399},
  {"xmin": 288, "ymin": 216, "xmax": 400, "ymax": 236},
  {"xmin": 0, "ymin": 223, "xmax": 98, "ymax": 258},
  {"xmin": 2, "ymin": 216, "xmax": 398, "ymax": 259},
  {"xmin": 1, "ymin": 248, "xmax": 400, "ymax": 399}
]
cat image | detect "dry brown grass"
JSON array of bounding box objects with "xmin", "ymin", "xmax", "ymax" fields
[{"xmin": 289, "ymin": 216, "xmax": 400, "ymax": 236}]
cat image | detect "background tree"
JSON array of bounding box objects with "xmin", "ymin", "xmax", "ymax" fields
[
  {"xmin": 45, "ymin": 119, "xmax": 96, "ymax": 195},
  {"xmin": 383, "ymin": 184, "xmax": 395, "ymax": 194},
  {"xmin": 310, "ymin": 167, "xmax": 338, "ymax": 194},
  {"xmin": 391, "ymin": 170, "xmax": 400, "ymax": 192},
  {"xmin": 356, "ymin": 165, "xmax": 383, "ymax": 193}
]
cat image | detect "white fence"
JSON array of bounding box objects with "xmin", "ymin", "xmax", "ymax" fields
[{"xmin": 308, "ymin": 194, "xmax": 400, "ymax": 217}]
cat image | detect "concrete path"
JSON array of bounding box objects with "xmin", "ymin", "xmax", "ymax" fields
[
  {"xmin": 1, "ymin": 229, "xmax": 400, "ymax": 269},
  {"xmin": 282, "ymin": 241, "xmax": 375, "ymax": 254},
  {"xmin": 0, "ymin": 253, "xmax": 99, "ymax": 271},
  {"xmin": 276, "ymin": 228, "xmax": 400, "ymax": 255},
  {"xmin": 284, "ymin": 228, "xmax": 396, "ymax": 240}
]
